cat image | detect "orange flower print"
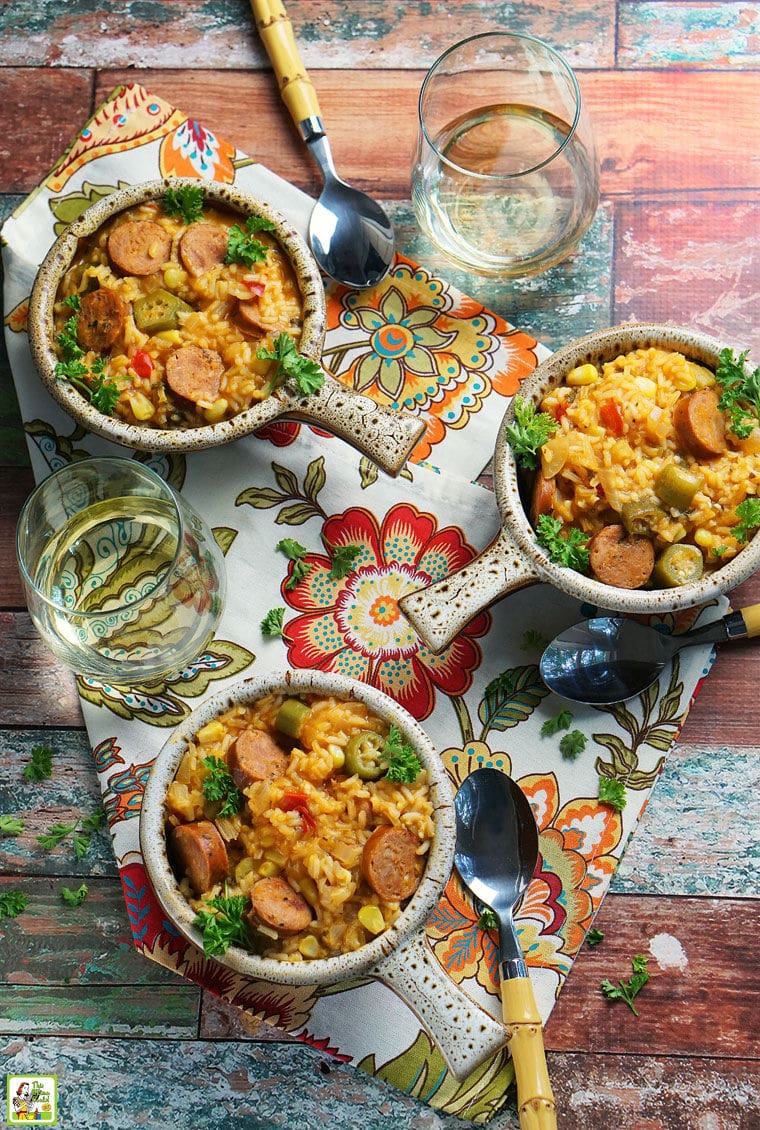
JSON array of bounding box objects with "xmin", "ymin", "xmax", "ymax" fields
[
  {"xmin": 281, "ymin": 503, "xmax": 490, "ymax": 721},
  {"xmin": 159, "ymin": 120, "xmax": 236, "ymax": 182}
]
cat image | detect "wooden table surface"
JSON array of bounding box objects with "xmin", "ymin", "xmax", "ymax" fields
[{"xmin": 1, "ymin": 3, "xmax": 759, "ymax": 1127}]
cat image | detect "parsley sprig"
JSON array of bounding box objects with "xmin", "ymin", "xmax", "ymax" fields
[
  {"xmin": 559, "ymin": 730, "xmax": 587, "ymax": 760},
  {"xmin": 202, "ymin": 756, "xmax": 243, "ymax": 817},
  {"xmin": 598, "ymin": 776, "xmax": 627, "ymax": 812},
  {"xmin": 733, "ymin": 498, "xmax": 760, "ymax": 543},
  {"xmin": 587, "ymin": 927, "xmax": 605, "ymax": 946},
  {"xmin": 163, "ymin": 184, "xmax": 205, "ymax": 225},
  {"xmin": 276, "ymin": 538, "xmax": 311, "ymax": 590},
  {"xmin": 194, "ymin": 889, "xmax": 250, "ymax": 956},
  {"xmin": 0, "ymin": 815, "xmax": 24, "ymax": 835},
  {"xmin": 37, "ymin": 809, "xmax": 106, "ymax": 858},
  {"xmin": 0, "ymin": 890, "xmax": 29, "ymax": 919},
  {"xmin": 62, "ymin": 883, "xmax": 89, "ymax": 907},
  {"xmin": 383, "ymin": 726, "xmax": 422, "ymax": 784},
  {"xmin": 535, "ymin": 514, "xmax": 590, "ymax": 571},
  {"xmin": 540, "ymin": 709, "xmax": 574, "ymax": 737},
  {"xmin": 23, "ymin": 744, "xmax": 54, "ymax": 780},
  {"xmin": 260, "ymin": 606, "xmax": 287, "ymax": 639},
  {"xmin": 505, "ymin": 397, "xmax": 558, "ymax": 469},
  {"xmin": 327, "ymin": 543, "xmax": 361, "ymax": 580},
  {"xmin": 478, "ymin": 906, "xmax": 499, "ymax": 931},
  {"xmin": 601, "ymin": 954, "xmax": 650, "ymax": 1015},
  {"xmin": 225, "ymin": 215, "xmax": 276, "ymax": 267},
  {"xmin": 715, "ymin": 348, "xmax": 760, "ymax": 439},
  {"xmin": 55, "ymin": 295, "xmax": 119, "ymax": 415},
  {"xmin": 258, "ymin": 333, "xmax": 325, "ymax": 397}
]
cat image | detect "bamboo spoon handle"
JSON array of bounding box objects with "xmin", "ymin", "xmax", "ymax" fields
[
  {"xmin": 250, "ymin": 0, "xmax": 322, "ymax": 130},
  {"xmin": 501, "ymin": 977, "xmax": 557, "ymax": 1130}
]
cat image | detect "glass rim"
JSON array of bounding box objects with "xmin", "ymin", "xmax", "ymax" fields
[
  {"xmin": 417, "ymin": 30, "xmax": 583, "ymax": 181},
  {"xmin": 15, "ymin": 455, "xmax": 186, "ymax": 620}
]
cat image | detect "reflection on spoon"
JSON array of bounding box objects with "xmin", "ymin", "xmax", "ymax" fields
[{"xmin": 539, "ymin": 603, "xmax": 760, "ymax": 705}]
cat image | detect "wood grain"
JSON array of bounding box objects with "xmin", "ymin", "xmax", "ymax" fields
[{"xmin": 0, "ymin": 70, "xmax": 92, "ymax": 194}]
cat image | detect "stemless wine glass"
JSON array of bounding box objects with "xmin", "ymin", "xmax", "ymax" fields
[
  {"xmin": 411, "ymin": 31, "xmax": 599, "ymax": 278},
  {"xmin": 16, "ymin": 456, "xmax": 226, "ymax": 684}
]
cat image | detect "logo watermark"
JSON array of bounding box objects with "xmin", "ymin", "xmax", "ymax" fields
[{"xmin": 6, "ymin": 1075, "xmax": 57, "ymax": 1124}]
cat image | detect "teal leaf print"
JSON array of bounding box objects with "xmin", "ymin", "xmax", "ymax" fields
[{"xmin": 478, "ymin": 665, "xmax": 549, "ymax": 738}]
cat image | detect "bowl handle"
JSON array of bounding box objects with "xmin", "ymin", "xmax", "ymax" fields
[
  {"xmin": 371, "ymin": 930, "xmax": 508, "ymax": 1079},
  {"xmin": 400, "ymin": 527, "xmax": 540, "ymax": 653},
  {"xmin": 277, "ymin": 372, "xmax": 426, "ymax": 476}
]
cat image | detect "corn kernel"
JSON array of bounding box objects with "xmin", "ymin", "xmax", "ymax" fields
[
  {"xmin": 694, "ymin": 528, "xmax": 717, "ymax": 548},
  {"xmin": 204, "ymin": 397, "xmax": 229, "ymax": 423},
  {"xmin": 298, "ymin": 875, "xmax": 319, "ymax": 906},
  {"xmin": 258, "ymin": 860, "xmax": 281, "ymax": 878},
  {"xmin": 196, "ymin": 719, "xmax": 226, "ymax": 744},
  {"xmin": 156, "ymin": 330, "xmax": 183, "ymax": 345},
  {"xmin": 672, "ymin": 366, "xmax": 697, "ymax": 392},
  {"xmin": 567, "ymin": 363, "xmax": 599, "ymax": 386},
  {"xmin": 330, "ymin": 744, "xmax": 345, "ymax": 770},
  {"xmin": 163, "ymin": 267, "xmax": 185, "ymax": 290},
  {"xmin": 358, "ymin": 905, "xmax": 386, "ymax": 935},
  {"xmin": 126, "ymin": 391, "xmax": 155, "ymax": 421},
  {"xmin": 298, "ymin": 935, "xmax": 320, "ymax": 959},
  {"xmin": 235, "ymin": 857, "xmax": 254, "ymax": 883}
]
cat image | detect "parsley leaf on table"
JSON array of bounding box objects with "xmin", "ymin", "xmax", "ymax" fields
[
  {"xmin": 521, "ymin": 628, "xmax": 549, "ymax": 651},
  {"xmin": 505, "ymin": 397, "xmax": 557, "ymax": 469},
  {"xmin": 327, "ymin": 543, "xmax": 361, "ymax": 580},
  {"xmin": 194, "ymin": 891, "xmax": 250, "ymax": 956},
  {"xmin": 586, "ymin": 927, "xmax": 605, "ymax": 946},
  {"xmin": 37, "ymin": 823, "xmax": 76, "ymax": 851},
  {"xmin": 163, "ymin": 184, "xmax": 205, "ymax": 225},
  {"xmin": 202, "ymin": 756, "xmax": 243, "ymax": 818},
  {"xmin": 23, "ymin": 744, "xmax": 54, "ymax": 780},
  {"xmin": 535, "ymin": 514, "xmax": 591, "ymax": 571},
  {"xmin": 225, "ymin": 215, "xmax": 275, "ymax": 267},
  {"xmin": 260, "ymin": 607, "xmax": 287, "ymax": 639},
  {"xmin": 61, "ymin": 883, "xmax": 89, "ymax": 907},
  {"xmin": 0, "ymin": 816, "xmax": 25, "ymax": 835},
  {"xmin": 0, "ymin": 890, "xmax": 29, "ymax": 919},
  {"xmin": 601, "ymin": 954, "xmax": 650, "ymax": 1015},
  {"xmin": 733, "ymin": 498, "xmax": 760, "ymax": 543},
  {"xmin": 598, "ymin": 776, "xmax": 627, "ymax": 811},
  {"xmin": 560, "ymin": 730, "xmax": 587, "ymax": 760},
  {"xmin": 382, "ymin": 726, "xmax": 422, "ymax": 784},
  {"xmin": 37, "ymin": 809, "xmax": 105, "ymax": 857},
  {"xmin": 541, "ymin": 709, "xmax": 574, "ymax": 737},
  {"xmin": 715, "ymin": 348, "xmax": 760, "ymax": 439},
  {"xmin": 258, "ymin": 332, "xmax": 325, "ymax": 396},
  {"xmin": 478, "ymin": 906, "xmax": 499, "ymax": 931},
  {"xmin": 276, "ymin": 537, "xmax": 311, "ymax": 590}
]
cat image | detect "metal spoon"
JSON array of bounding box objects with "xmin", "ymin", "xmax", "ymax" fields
[
  {"xmin": 540, "ymin": 602, "xmax": 760, "ymax": 705},
  {"xmin": 455, "ymin": 769, "xmax": 557, "ymax": 1130},
  {"xmin": 251, "ymin": 0, "xmax": 395, "ymax": 288}
]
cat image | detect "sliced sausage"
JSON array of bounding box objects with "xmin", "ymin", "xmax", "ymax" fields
[
  {"xmin": 179, "ymin": 223, "xmax": 229, "ymax": 276},
  {"xmin": 170, "ymin": 819, "xmax": 228, "ymax": 896},
  {"xmin": 530, "ymin": 472, "xmax": 556, "ymax": 528},
  {"xmin": 165, "ymin": 345, "xmax": 223, "ymax": 404},
  {"xmin": 673, "ymin": 388, "xmax": 727, "ymax": 459},
  {"xmin": 227, "ymin": 728, "xmax": 289, "ymax": 789},
  {"xmin": 107, "ymin": 220, "xmax": 171, "ymax": 276},
  {"xmin": 361, "ymin": 825, "xmax": 423, "ymax": 902},
  {"xmin": 76, "ymin": 288, "xmax": 127, "ymax": 351},
  {"xmin": 249, "ymin": 876, "xmax": 312, "ymax": 935},
  {"xmin": 588, "ymin": 523, "xmax": 655, "ymax": 589}
]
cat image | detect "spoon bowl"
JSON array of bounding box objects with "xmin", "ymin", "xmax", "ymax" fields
[{"xmin": 540, "ymin": 602, "xmax": 760, "ymax": 705}]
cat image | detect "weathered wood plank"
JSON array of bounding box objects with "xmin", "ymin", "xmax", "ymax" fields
[
  {"xmin": 0, "ymin": 69, "xmax": 92, "ymax": 194},
  {"xmin": 0, "ymin": 613, "xmax": 80, "ymax": 726},
  {"xmin": 91, "ymin": 69, "xmax": 760, "ymax": 199},
  {"xmin": 619, "ymin": 2, "xmax": 760, "ymax": 68},
  {"xmin": 546, "ymin": 894, "xmax": 760, "ymax": 1060},
  {"xmin": 0, "ymin": 984, "xmax": 199, "ymax": 1038}
]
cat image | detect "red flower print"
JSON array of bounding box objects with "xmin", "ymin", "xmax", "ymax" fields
[{"xmin": 282, "ymin": 503, "xmax": 490, "ymax": 720}]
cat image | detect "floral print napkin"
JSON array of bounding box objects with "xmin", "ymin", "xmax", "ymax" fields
[{"xmin": 1, "ymin": 84, "xmax": 721, "ymax": 1124}]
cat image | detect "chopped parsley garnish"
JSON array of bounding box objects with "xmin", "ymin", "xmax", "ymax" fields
[
  {"xmin": 383, "ymin": 725, "xmax": 422, "ymax": 784},
  {"xmin": 194, "ymin": 890, "xmax": 250, "ymax": 956},
  {"xmin": 535, "ymin": 514, "xmax": 590, "ymax": 571},
  {"xmin": 61, "ymin": 883, "xmax": 89, "ymax": 907},
  {"xmin": 55, "ymin": 308, "xmax": 119, "ymax": 415},
  {"xmin": 327, "ymin": 543, "xmax": 361, "ymax": 580},
  {"xmin": 225, "ymin": 215, "xmax": 275, "ymax": 267},
  {"xmin": 541, "ymin": 709, "xmax": 574, "ymax": 737},
  {"xmin": 62, "ymin": 293, "xmax": 82, "ymax": 311},
  {"xmin": 23, "ymin": 744, "xmax": 54, "ymax": 781},
  {"xmin": 0, "ymin": 890, "xmax": 29, "ymax": 919},
  {"xmin": 715, "ymin": 347, "xmax": 760, "ymax": 439},
  {"xmin": 276, "ymin": 537, "xmax": 311, "ymax": 590},
  {"xmin": 478, "ymin": 906, "xmax": 499, "ymax": 931},
  {"xmin": 505, "ymin": 397, "xmax": 557, "ymax": 469},
  {"xmin": 202, "ymin": 756, "xmax": 243, "ymax": 817},
  {"xmin": 601, "ymin": 954, "xmax": 650, "ymax": 1015},
  {"xmin": 163, "ymin": 184, "xmax": 205, "ymax": 225},
  {"xmin": 598, "ymin": 776, "xmax": 627, "ymax": 811},
  {"xmin": 587, "ymin": 927, "xmax": 605, "ymax": 946},
  {"xmin": 258, "ymin": 332, "xmax": 325, "ymax": 397},
  {"xmin": 0, "ymin": 816, "xmax": 24, "ymax": 836},
  {"xmin": 260, "ymin": 606, "xmax": 287, "ymax": 639},
  {"xmin": 560, "ymin": 730, "xmax": 587, "ymax": 760},
  {"xmin": 733, "ymin": 498, "xmax": 760, "ymax": 543}
]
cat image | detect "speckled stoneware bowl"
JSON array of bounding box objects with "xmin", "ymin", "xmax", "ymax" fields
[
  {"xmin": 28, "ymin": 179, "xmax": 424, "ymax": 476},
  {"xmin": 400, "ymin": 323, "xmax": 760, "ymax": 653},
  {"xmin": 139, "ymin": 669, "xmax": 456, "ymax": 989}
]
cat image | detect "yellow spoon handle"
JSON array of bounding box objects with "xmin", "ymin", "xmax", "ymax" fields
[
  {"xmin": 250, "ymin": 0, "xmax": 322, "ymax": 128},
  {"xmin": 501, "ymin": 977, "xmax": 558, "ymax": 1130},
  {"xmin": 738, "ymin": 602, "xmax": 760, "ymax": 638}
]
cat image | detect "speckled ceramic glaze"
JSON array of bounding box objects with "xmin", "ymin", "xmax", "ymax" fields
[
  {"xmin": 401, "ymin": 324, "xmax": 760, "ymax": 653},
  {"xmin": 28, "ymin": 179, "xmax": 424, "ymax": 475},
  {"xmin": 139, "ymin": 669, "xmax": 456, "ymax": 989}
]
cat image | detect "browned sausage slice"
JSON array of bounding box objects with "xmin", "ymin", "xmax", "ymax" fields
[
  {"xmin": 107, "ymin": 220, "xmax": 171, "ymax": 276},
  {"xmin": 165, "ymin": 345, "xmax": 223, "ymax": 404},
  {"xmin": 250, "ymin": 876, "xmax": 312, "ymax": 934},
  {"xmin": 673, "ymin": 388, "xmax": 727, "ymax": 458},
  {"xmin": 170, "ymin": 819, "xmax": 228, "ymax": 896},
  {"xmin": 588, "ymin": 523, "xmax": 655, "ymax": 589},
  {"xmin": 361, "ymin": 825, "xmax": 423, "ymax": 902},
  {"xmin": 530, "ymin": 472, "xmax": 556, "ymax": 528},
  {"xmin": 227, "ymin": 728, "xmax": 288, "ymax": 789},
  {"xmin": 179, "ymin": 224, "xmax": 229, "ymax": 276},
  {"xmin": 76, "ymin": 288, "xmax": 127, "ymax": 351}
]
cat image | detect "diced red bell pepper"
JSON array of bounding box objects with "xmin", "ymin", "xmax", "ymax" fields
[
  {"xmin": 600, "ymin": 399, "xmax": 625, "ymax": 436},
  {"xmin": 279, "ymin": 791, "xmax": 316, "ymax": 833},
  {"xmin": 552, "ymin": 400, "xmax": 569, "ymax": 422},
  {"xmin": 244, "ymin": 280, "xmax": 266, "ymax": 297},
  {"xmin": 131, "ymin": 349, "xmax": 154, "ymax": 379}
]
